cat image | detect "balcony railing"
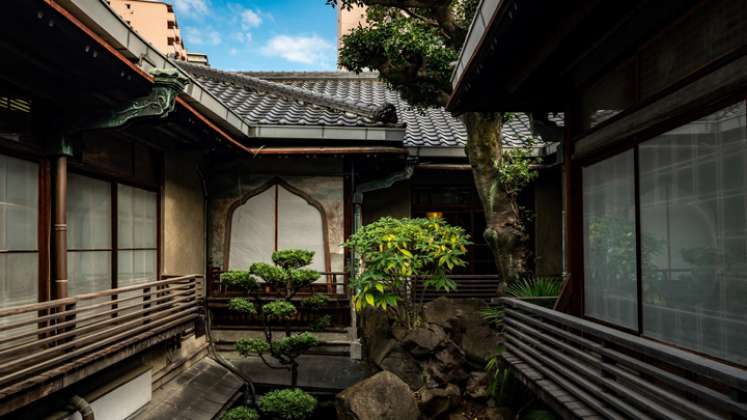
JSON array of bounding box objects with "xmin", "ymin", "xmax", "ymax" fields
[
  {"xmin": 209, "ymin": 268, "xmax": 349, "ymax": 299},
  {"xmin": 501, "ymin": 298, "xmax": 747, "ymax": 419},
  {"xmin": 0, "ymin": 275, "xmax": 201, "ymax": 407},
  {"xmin": 413, "ymin": 274, "xmax": 501, "ymax": 301}
]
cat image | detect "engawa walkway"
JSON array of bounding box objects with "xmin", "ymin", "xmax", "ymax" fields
[{"xmin": 133, "ymin": 358, "xmax": 243, "ymax": 420}]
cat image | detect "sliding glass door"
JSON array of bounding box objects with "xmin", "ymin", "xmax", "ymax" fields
[
  {"xmin": 583, "ymin": 101, "xmax": 747, "ymax": 365},
  {"xmin": 0, "ymin": 155, "xmax": 38, "ymax": 309}
]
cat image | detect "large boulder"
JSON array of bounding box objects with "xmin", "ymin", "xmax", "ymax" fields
[
  {"xmin": 416, "ymin": 383, "xmax": 461, "ymax": 419},
  {"xmin": 461, "ymin": 323, "xmax": 502, "ymax": 364},
  {"xmin": 337, "ymin": 371, "xmax": 421, "ymax": 420},
  {"xmin": 422, "ymin": 298, "xmax": 502, "ymax": 364},
  {"xmin": 379, "ymin": 347, "xmax": 424, "ymax": 390},
  {"xmin": 423, "ymin": 342, "xmax": 469, "ymax": 386},
  {"xmin": 360, "ymin": 307, "xmax": 392, "ymax": 364},
  {"xmin": 401, "ymin": 324, "xmax": 447, "ymax": 356}
]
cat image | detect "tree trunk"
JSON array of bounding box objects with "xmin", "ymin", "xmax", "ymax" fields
[{"xmin": 462, "ymin": 112, "xmax": 527, "ymax": 282}]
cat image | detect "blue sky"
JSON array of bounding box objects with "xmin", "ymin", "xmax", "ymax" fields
[{"xmin": 174, "ymin": 0, "xmax": 338, "ymax": 71}]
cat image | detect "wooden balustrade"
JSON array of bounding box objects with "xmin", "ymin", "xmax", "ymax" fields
[
  {"xmin": 413, "ymin": 274, "xmax": 501, "ymax": 301},
  {"xmin": 501, "ymin": 298, "xmax": 747, "ymax": 420},
  {"xmin": 209, "ymin": 270, "xmax": 349, "ymax": 299},
  {"xmin": 0, "ymin": 275, "xmax": 202, "ymax": 400}
]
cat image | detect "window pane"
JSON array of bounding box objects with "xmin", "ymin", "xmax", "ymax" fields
[
  {"xmin": 68, "ymin": 174, "xmax": 111, "ymax": 250},
  {"xmin": 583, "ymin": 150, "xmax": 638, "ymax": 329},
  {"xmin": 118, "ymin": 249, "xmax": 157, "ymax": 286},
  {"xmin": 0, "ymin": 155, "xmax": 37, "ymax": 250},
  {"xmin": 68, "ymin": 251, "xmax": 112, "ymax": 296},
  {"xmin": 0, "ymin": 253, "xmax": 38, "ymax": 308},
  {"xmin": 228, "ymin": 187, "xmax": 275, "ymax": 270},
  {"xmin": 277, "ymin": 185, "xmax": 326, "ymax": 274},
  {"xmin": 640, "ymin": 102, "xmax": 747, "ymax": 364},
  {"xmin": 118, "ymin": 184, "xmax": 157, "ymax": 249},
  {"xmin": 0, "ymin": 253, "xmax": 37, "ymax": 335}
]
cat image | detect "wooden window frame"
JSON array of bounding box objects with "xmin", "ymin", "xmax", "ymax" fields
[
  {"xmin": 0, "ymin": 152, "xmax": 48, "ymax": 306},
  {"xmin": 222, "ymin": 177, "xmax": 331, "ymax": 274},
  {"xmin": 67, "ymin": 170, "xmax": 161, "ymax": 291},
  {"xmin": 573, "ymin": 96, "xmax": 747, "ymax": 367}
]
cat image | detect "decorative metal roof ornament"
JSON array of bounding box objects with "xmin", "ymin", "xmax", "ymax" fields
[{"xmin": 87, "ymin": 67, "xmax": 189, "ymax": 130}]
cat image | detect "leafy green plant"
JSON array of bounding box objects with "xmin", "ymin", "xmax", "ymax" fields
[
  {"xmin": 480, "ymin": 305, "xmax": 504, "ymax": 328},
  {"xmin": 221, "ymin": 249, "xmax": 323, "ymax": 387},
  {"xmin": 497, "ymin": 141, "xmax": 540, "ymax": 198},
  {"xmin": 309, "ymin": 314, "xmax": 332, "ymax": 332},
  {"xmin": 221, "ymin": 406, "xmax": 260, "ymax": 420},
  {"xmin": 300, "ymin": 294, "xmax": 328, "ymax": 311},
  {"xmin": 506, "ymin": 277, "xmax": 563, "ymax": 298},
  {"xmin": 344, "ymin": 217, "xmax": 470, "ymax": 328},
  {"xmin": 258, "ymin": 388, "xmax": 317, "ymax": 420}
]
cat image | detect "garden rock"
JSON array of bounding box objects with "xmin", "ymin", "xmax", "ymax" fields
[
  {"xmin": 336, "ymin": 371, "xmax": 420, "ymax": 420},
  {"xmin": 401, "ymin": 324, "xmax": 447, "ymax": 356},
  {"xmin": 423, "ymin": 298, "xmax": 502, "ymax": 364},
  {"xmin": 460, "ymin": 322, "xmax": 502, "ymax": 364},
  {"xmin": 417, "ymin": 383, "xmax": 461, "ymax": 418},
  {"xmin": 465, "ymin": 371, "xmax": 489, "ymax": 399},
  {"xmin": 429, "ymin": 342, "xmax": 469, "ymax": 384},
  {"xmin": 361, "ymin": 307, "xmax": 391, "ymax": 362},
  {"xmin": 379, "ymin": 347, "xmax": 423, "ymax": 390}
]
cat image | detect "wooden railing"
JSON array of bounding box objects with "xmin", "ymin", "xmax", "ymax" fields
[
  {"xmin": 207, "ymin": 272, "xmax": 350, "ymax": 328},
  {"xmin": 209, "ymin": 268, "xmax": 349, "ymax": 299},
  {"xmin": 501, "ymin": 298, "xmax": 747, "ymax": 420},
  {"xmin": 413, "ymin": 274, "xmax": 501, "ymax": 301},
  {"xmin": 0, "ymin": 275, "xmax": 201, "ymax": 401}
]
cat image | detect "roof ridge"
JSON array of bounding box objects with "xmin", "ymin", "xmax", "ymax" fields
[
  {"xmin": 176, "ymin": 61, "xmax": 398, "ymax": 124},
  {"xmin": 239, "ymin": 71, "xmax": 380, "ymax": 80}
]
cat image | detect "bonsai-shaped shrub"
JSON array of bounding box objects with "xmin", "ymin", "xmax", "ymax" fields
[
  {"xmin": 258, "ymin": 388, "xmax": 316, "ymax": 420},
  {"xmin": 221, "ymin": 249, "xmax": 323, "ymax": 388},
  {"xmin": 222, "ymin": 388, "xmax": 316, "ymax": 420},
  {"xmin": 344, "ymin": 217, "xmax": 470, "ymax": 328},
  {"xmin": 222, "ymin": 406, "xmax": 260, "ymax": 420}
]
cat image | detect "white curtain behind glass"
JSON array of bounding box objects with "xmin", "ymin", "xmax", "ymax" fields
[
  {"xmin": 67, "ymin": 174, "xmax": 111, "ymax": 297},
  {"xmin": 583, "ymin": 150, "xmax": 638, "ymax": 329},
  {"xmin": 640, "ymin": 102, "xmax": 747, "ymax": 365},
  {"xmin": 228, "ymin": 187, "xmax": 275, "ymax": 270},
  {"xmin": 117, "ymin": 184, "xmax": 157, "ymax": 287},
  {"xmin": 0, "ymin": 155, "xmax": 38, "ymax": 309}
]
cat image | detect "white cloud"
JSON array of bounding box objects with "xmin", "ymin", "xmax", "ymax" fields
[
  {"xmin": 261, "ymin": 35, "xmax": 334, "ymax": 65},
  {"xmin": 173, "ymin": 0, "xmax": 208, "ymax": 17},
  {"xmin": 240, "ymin": 9, "xmax": 262, "ymax": 28},
  {"xmin": 232, "ymin": 31, "xmax": 253, "ymax": 45},
  {"xmin": 184, "ymin": 27, "xmax": 221, "ymax": 46}
]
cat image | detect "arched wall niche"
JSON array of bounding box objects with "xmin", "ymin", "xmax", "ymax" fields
[{"xmin": 223, "ymin": 177, "xmax": 331, "ymax": 275}]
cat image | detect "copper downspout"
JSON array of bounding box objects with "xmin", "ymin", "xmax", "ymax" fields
[
  {"xmin": 53, "ymin": 155, "xmax": 68, "ymax": 300},
  {"xmin": 69, "ymin": 395, "xmax": 94, "ymax": 420}
]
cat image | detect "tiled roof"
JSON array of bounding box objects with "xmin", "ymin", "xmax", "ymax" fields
[{"xmin": 177, "ymin": 62, "xmax": 556, "ymax": 148}]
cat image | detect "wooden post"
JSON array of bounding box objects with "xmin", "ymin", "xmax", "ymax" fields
[{"xmin": 53, "ymin": 155, "xmax": 69, "ymax": 300}]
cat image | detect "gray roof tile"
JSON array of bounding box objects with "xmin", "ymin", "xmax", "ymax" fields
[{"xmin": 179, "ymin": 64, "xmax": 558, "ymax": 148}]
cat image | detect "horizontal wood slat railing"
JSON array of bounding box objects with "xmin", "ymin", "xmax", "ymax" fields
[
  {"xmin": 0, "ymin": 275, "xmax": 202, "ymax": 399},
  {"xmin": 413, "ymin": 274, "xmax": 501, "ymax": 301},
  {"xmin": 209, "ymin": 269, "xmax": 349, "ymax": 299},
  {"xmin": 501, "ymin": 298, "xmax": 747, "ymax": 420}
]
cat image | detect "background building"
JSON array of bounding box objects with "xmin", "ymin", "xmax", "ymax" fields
[
  {"xmin": 336, "ymin": 2, "xmax": 367, "ymax": 69},
  {"xmin": 108, "ymin": 0, "xmax": 188, "ymax": 60}
]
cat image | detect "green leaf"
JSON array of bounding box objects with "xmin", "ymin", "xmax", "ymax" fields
[{"xmin": 365, "ymin": 293, "xmax": 375, "ymax": 306}]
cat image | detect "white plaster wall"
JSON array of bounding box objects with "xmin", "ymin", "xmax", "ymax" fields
[{"xmin": 67, "ymin": 370, "xmax": 151, "ymax": 420}]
